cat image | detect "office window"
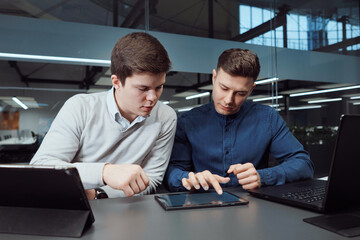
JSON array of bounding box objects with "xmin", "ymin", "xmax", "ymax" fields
[{"xmin": 238, "ymin": 4, "xmax": 359, "ymax": 52}]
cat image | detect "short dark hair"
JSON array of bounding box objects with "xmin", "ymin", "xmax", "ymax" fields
[
  {"xmin": 111, "ymin": 32, "xmax": 171, "ymax": 85},
  {"xmin": 217, "ymin": 48, "xmax": 260, "ymax": 81}
]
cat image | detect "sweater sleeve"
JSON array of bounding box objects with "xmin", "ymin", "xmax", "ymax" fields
[
  {"xmin": 30, "ymin": 96, "xmax": 106, "ymax": 189},
  {"xmin": 100, "ymin": 107, "xmax": 177, "ymax": 198}
]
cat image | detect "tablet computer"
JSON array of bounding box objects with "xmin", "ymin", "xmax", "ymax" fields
[
  {"xmin": 154, "ymin": 191, "xmax": 248, "ymax": 210},
  {"xmin": 0, "ymin": 164, "xmax": 95, "ymax": 237}
]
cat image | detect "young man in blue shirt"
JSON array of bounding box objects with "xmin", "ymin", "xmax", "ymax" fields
[{"xmin": 165, "ymin": 48, "xmax": 314, "ymax": 195}]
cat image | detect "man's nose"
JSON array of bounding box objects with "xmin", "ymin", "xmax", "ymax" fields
[
  {"xmin": 147, "ymin": 90, "xmax": 157, "ymax": 101},
  {"xmin": 224, "ymin": 92, "xmax": 233, "ymax": 104}
]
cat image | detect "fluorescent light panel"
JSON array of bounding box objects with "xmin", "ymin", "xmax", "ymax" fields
[
  {"xmin": 353, "ymin": 102, "xmax": 360, "ymax": 105},
  {"xmin": 290, "ymin": 85, "xmax": 360, "ymax": 97},
  {"xmin": 253, "ymin": 95, "xmax": 283, "ymax": 102},
  {"xmin": 178, "ymin": 107, "xmax": 194, "ymax": 112},
  {"xmin": 255, "ymin": 77, "xmax": 279, "ymax": 85},
  {"xmin": 0, "ymin": 52, "xmax": 111, "ymax": 65},
  {"xmin": 267, "ymin": 104, "xmax": 280, "ymax": 108},
  {"xmin": 308, "ymin": 98, "xmax": 342, "ymax": 104},
  {"xmin": 12, "ymin": 97, "xmax": 28, "ymax": 110},
  {"xmin": 350, "ymin": 96, "xmax": 360, "ymax": 100},
  {"xmin": 161, "ymin": 101, "xmax": 170, "ymax": 105},
  {"xmin": 185, "ymin": 92, "xmax": 210, "ymax": 100},
  {"xmin": 289, "ymin": 105, "xmax": 322, "ymax": 111}
]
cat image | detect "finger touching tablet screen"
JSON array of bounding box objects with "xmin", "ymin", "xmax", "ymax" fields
[{"xmin": 155, "ymin": 191, "xmax": 248, "ymax": 210}]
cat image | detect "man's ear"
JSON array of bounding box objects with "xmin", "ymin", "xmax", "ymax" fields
[
  {"xmin": 111, "ymin": 75, "xmax": 121, "ymax": 90},
  {"xmin": 249, "ymin": 82, "xmax": 256, "ymax": 96},
  {"xmin": 212, "ymin": 69, "xmax": 217, "ymax": 85}
]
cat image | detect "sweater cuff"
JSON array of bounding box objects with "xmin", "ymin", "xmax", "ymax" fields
[{"xmin": 73, "ymin": 162, "xmax": 107, "ymax": 189}]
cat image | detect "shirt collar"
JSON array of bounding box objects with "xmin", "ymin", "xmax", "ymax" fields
[
  {"xmin": 106, "ymin": 87, "xmax": 148, "ymax": 129},
  {"xmin": 210, "ymin": 100, "xmax": 247, "ymax": 120}
]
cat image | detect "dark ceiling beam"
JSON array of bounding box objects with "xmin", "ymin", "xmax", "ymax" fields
[
  {"xmin": 120, "ymin": 0, "xmax": 158, "ymax": 29},
  {"xmin": 120, "ymin": 0, "xmax": 144, "ymax": 28},
  {"xmin": 208, "ymin": 0, "xmax": 214, "ymax": 38},
  {"xmin": 113, "ymin": 0, "xmax": 118, "ymax": 27},
  {"xmin": 232, "ymin": 5, "xmax": 290, "ymax": 42},
  {"xmin": 129, "ymin": 8, "xmax": 145, "ymax": 28},
  {"xmin": 80, "ymin": 66, "xmax": 103, "ymax": 89},
  {"xmin": 8, "ymin": 61, "xmax": 29, "ymax": 87},
  {"xmin": 313, "ymin": 36, "xmax": 360, "ymax": 53}
]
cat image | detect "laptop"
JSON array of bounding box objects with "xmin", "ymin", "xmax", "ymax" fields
[
  {"xmin": 248, "ymin": 114, "xmax": 360, "ymax": 213},
  {"xmin": 0, "ymin": 165, "xmax": 95, "ymax": 237}
]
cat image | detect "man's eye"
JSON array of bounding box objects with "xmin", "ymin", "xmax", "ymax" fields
[{"xmin": 156, "ymin": 86, "xmax": 163, "ymax": 91}]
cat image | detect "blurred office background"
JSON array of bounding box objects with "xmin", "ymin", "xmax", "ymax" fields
[{"xmin": 0, "ymin": 0, "xmax": 359, "ymax": 176}]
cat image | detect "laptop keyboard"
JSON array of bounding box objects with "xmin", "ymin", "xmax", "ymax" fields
[{"xmin": 281, "ymin": 186, "xmax": 326, "ymax": 203}]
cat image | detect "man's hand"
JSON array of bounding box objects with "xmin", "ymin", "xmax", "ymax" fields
[
  {"xmin": 182, "ymin": 170, "xmax": 230, "ymax": 195},
  {"xmin": 102, "ymin": 164, "xmax": 150, "ymax": 197},
  {"xmin": 227, "ymin": 163, "xmax": 261, "ymax": 190}
]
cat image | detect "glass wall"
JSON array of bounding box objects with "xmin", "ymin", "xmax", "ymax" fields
[{"xmin": 0, "ymin": 0, "xmax": 359, "ymax": 175}]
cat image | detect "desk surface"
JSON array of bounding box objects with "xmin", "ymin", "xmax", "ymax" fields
[{"xmin": 0, "ymin": 188, "xmax": 358, "ymax": 240}]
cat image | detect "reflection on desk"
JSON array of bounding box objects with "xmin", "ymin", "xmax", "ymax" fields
[
  {"xmin": 0, "ymin": 137, "xmax": 37, "ymax": 145},
  {"xmin": 0, "ymin": 137, "xmax": 39, "ymax": 163}
]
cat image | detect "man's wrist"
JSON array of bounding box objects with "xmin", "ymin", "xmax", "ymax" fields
[
  {"xmin": 94, "ymin": 188, "xmax": 108, "ymax": 199},
  {"xmin": 102, "ymin": 163, "xmax": 110, "ymax": 185}
]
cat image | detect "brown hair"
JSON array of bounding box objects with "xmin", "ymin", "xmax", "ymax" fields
[
  {"xmin": 111, "ymin": 32, "xmax": 171, "ymax": 85},
  {"xmin": 217, "ymin": 48, "xmax": 260, "ymax": 81}
]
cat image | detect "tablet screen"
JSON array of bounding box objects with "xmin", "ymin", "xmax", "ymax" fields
[{"xmin": 155, "ymin": 191, "xmax": 248, "ymax": 210}]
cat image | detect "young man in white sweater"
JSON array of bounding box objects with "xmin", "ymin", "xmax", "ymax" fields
[{"xmin": 30, "ymin": 32, "xmax": 177, "ymax": 199}]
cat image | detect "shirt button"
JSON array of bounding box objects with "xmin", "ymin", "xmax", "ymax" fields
[{"xmin": 225, "ymin": 150, "xmax": 229, "ymax": 155}]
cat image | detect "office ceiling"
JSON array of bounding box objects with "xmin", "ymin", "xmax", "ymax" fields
[{"xmin": 0, "ymin": 0, "xmax": 359, "ymax": 112}]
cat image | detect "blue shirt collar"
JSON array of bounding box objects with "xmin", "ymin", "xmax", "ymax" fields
[{"xmin": 210, "ymin": 100, "xmax": 247, "ymax": 120}]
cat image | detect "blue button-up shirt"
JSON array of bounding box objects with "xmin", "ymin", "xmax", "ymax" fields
[{"xmin": 165, "ymin": 101, "xmax": 314, "ymax": 192}]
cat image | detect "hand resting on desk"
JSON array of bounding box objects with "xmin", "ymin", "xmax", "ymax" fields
[
  {"xmin": 86, "ymin": 163, "xmax": 151, "ymax": 199},
  {"xmin": 103, "ymin": 163, "xmax": 150, "ymax": 197}
]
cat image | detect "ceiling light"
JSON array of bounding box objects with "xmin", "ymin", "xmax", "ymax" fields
[
  {"xmin": 353, "ymin": 102, "xmax": 360, "ymax": 105},
  {"xmin": 350, "ymin": 96, "xmax": 360, "ymax": 100},
  {"xmin": 308, "ymin": 98, "xmax": 342, "ymax": 104},
  {"xmin": 178, "ymin": 107, "xmax": 194, "ymax": 112},
  {"xmin": 255, "ymin": 77, "xmax": 279, "ymax": 85},
  {"xmin": 252, "ymin": 95, "xmax": 283, "ymax": 102},
  {"xmin": 290, "ymin": 85, "xmax": 360, "ymax": 97},
  {"xmin": 161, "ymin": 101, "xmax": 170, "ymax": 105},
  {"xmin": 289, "ymin": 105, "xmax": 322, "ymax": 111},
  {"xmin": 0, "ymin": 52, "xmax": 111, "ymax": 65},
  {"xmin": 185, "ymin": 92, "xmax": 210, "ymax": 100},
  {"xmin": 12, "ymin": 97, "xmax": 28, "ymax": 110},
  {"xmin": 267, "ymin": 104, "xmax": 280, "ymax": 108}
]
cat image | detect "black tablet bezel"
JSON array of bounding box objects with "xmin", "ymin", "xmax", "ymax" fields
[
  {"xmin": 154, "ymin": 191, "xmax": 249, "ymax": 211},
  {"xmin": 0, "ymin": 164, "xmax": 95, "ymax": 224}
]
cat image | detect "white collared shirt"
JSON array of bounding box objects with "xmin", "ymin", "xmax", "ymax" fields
[{"xmin": 106, "ymin": 87, "xmax": 147, "ymax": 131}]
